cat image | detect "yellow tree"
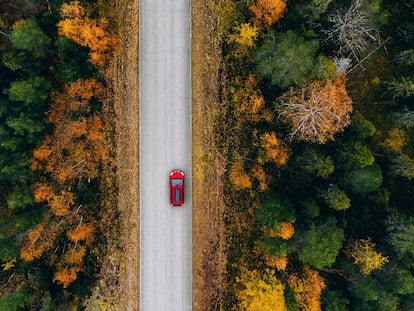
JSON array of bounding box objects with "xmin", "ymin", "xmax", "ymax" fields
[
  {"xmin": 236, "ymin": 267, "xmax": 287, "ymax": 311},
  {"xmin": 250, "ymin": 0, "xmax": 286, "ymax": 29},
  {"xmin": 278, "ymin": 73, "xmax": 352, "ymax": 143},
  {"xmin": 380, "ymin": 128, "xmax": 407, "ymax": 153},
  {"xmin": 288, "ymin": 266, "xmax": 326, "ymax": 311},
  {"xmin": 228, "ymin": 23, "xmax": 259, "ymax": 48},
  {"xmin": 347, "ymin": 238, "xmax": 389, "ymax": 276}
]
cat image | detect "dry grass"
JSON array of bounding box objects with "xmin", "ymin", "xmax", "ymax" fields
[
  {"xmin": 192, "ymin": 1, "xmax": 228, "ymax": 310},
  {"xmin": 91, "ymin": 0, "xmax": 227, "ymax": 310},
  {"xmin": 89, "ymin": 0, "xmax": 139, "ymax": 310}
]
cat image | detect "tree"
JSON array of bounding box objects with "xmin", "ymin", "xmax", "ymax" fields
[
  {"xmin": 295, "ymin": 217, "xmax": 344, "ymax": 269},
  {"xmin": 384, "ymin": 77, "xmax": 414, "ymax": 100},
  {"xmin": 324, "ymin": 0, "xmax": 380, "ymax": 60},
  {"xmin": 392, "ymin": 154, "xmax": 414, "ymax": 180},
  {"xmin": 318, "ymin": 184, "xmax": 351, "ymax": 211},
  {"xmin": 229, "ymin": 160, "xmax": 252, "ymax": 190},
  {"xmin": 255, "ymin": 194, "xmax": 295, "ymax": 232},
  {"xmin": 53, "ymin": 266, "xmax": 82, "ymax": 288},
  {"xmin": 386, "ymin": 215, "xmax": 414, "ymax": 259},
  {"xmin": 395, "ymin": 109, "xmax": 414, "ymax": 128},
  {"xmin": 11, "ymin": 18, "xmax": 51, "ymax": 52},
  {"xmin": 342, "ymin": 164, "xmax": 383, "ymax": 193},
  {"xmin": 231, "ymin": 74, "xmax": 269, "ymax": 125},
  {"xmin": 337, "ymin": 141, "xmax": 374, "ymax": 168},
  {"xmin": 253, "ymin": 30, "xmax": 320, "ymax": 88},
  {"xmin": 249, "ymin": 0, "xmax": 286, "ymax": 29},
  {"xmin": 9, "ymin": 76, "xmax": 51, "ymax": 105},
  {"xmin": 20, "ymin": 223, "xmax": 56, "ymax": 261},
  {"xmin": 57, "ymin": 1, "xmax": 117, "ymax": 67},
  {"xmin": 288, "ymin": 265, "xmax": 326, "ymax": 311},
  {"xmin": 379, "ymin": 128, "xmax": 406, "ymax": 153},
  {"xmin": 322, "ymin": 290, "xmax": 350, "ymax": 311},
  {"xmin": 258, "ymin": 132, "xmax": 289, "ymax": 165},
  {"xmin": 228, "ymin": 23, "xmax": 259, "ymax": 48},
  {"xmin": 277, "ymin": 73, "xmax": 353, "ymax": 143},
  {"xmin": 268, "ymin": 222, "xmax": 294, "ymax": 240},
  {"xmin": 67, "ymin": 222, "xmax": 95, "ymax": 244},
  {"xmin": 347, "ymin": 238, "xmax": 389, "ymax": 276},
  {"xmin": 295, "ymin": 147, "xmax": 334, "ymax": 178},
  {"xmin": 348, "ymin": 113, "xmax": 376, "ymax": 139},
  {"xmin": 235, "ymin": 267, "xmax": 287, "ymax": 311}
]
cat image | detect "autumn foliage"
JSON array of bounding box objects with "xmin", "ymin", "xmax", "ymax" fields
[
  {"xmin": 57, "ymin": 1, "xmax": 117, "ymax": 67},
  {"xmin": 20, "ymin": 224, "xmax": 56, "ymax": 261},
  {"xmin": 250, "ymin": 0, "xmax": 286, "ymax": 29},
  {"xmin": 32, "ymin": 79, "xmax": 106, "ymax": 184},
  {"xmin": 268, "ymin": 222, "xmax": 295, "ymax": 240},
  {"xmin": 53, "ymin": 266, "xmax": 82, "ymax": 288},
  {"xmin": 347, "ymin": 238, "xmax": 389, "ymax": 276},
  {"xmin": 259, "ymin": 132, "xmax": 290, "ymax": 165},
  {"xmin": 278, "ymin": 73, "xmax": 353, "ymax": 143},
  {"xmin": 229, "ymin": 160, "xmax": 252, "ymax": 190},
  {"xmin": 236, "ymin": 267, "xmax": 287, "ymax": 311},
  {"xmin": 288, "ymin": 266, "xmax": 326, "ymax": 311}
]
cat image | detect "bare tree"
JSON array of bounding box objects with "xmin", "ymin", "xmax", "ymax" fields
[
  {"xmin": 277, "ymin": 73, "xmax": 353, "ymax": 144},
  {"xmin": 324, "ymin": 0, "xmax": 380, "ymax": 61},
  {"xmin": 395, "ymin": 108, "xmax": 414, "ymax": 128}
]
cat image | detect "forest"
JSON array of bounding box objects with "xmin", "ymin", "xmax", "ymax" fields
[
  {"xmin": 0, "ymin": 0, "xmax": 116, "ymax": 309},
  {"xmin": 219, "ymin": 0, "xmax": 414, "ymax": 310}
]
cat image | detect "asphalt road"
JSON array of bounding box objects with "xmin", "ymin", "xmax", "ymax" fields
[{"xmin": 139, "ymin": 0, "xmax": 192, "ymax": 310}]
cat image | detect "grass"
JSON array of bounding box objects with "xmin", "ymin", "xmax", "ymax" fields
[
  {"xmin": 93, "ymin": 0, "xmax": 228, "ymax": 310},
  {"xmin": 91, "ymin": 0, "xmax": 139, "ymax": 310},
  {"xmin": 192, "ymin": 1, "xmax": 228, "ymax": 309}
]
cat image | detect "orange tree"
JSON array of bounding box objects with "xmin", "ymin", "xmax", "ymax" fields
[{"xmin": 277, "ymin": 73, "xmax": 353, "ymax": 143}]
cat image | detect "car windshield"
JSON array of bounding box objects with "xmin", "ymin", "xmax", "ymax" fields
[
  {"xmin": 174, "ymin": 188, "xmax": 181, "ymax": 202},
  {"xmin": 172, "ymin": 178, "xmax": 183, "ymax": 186}
]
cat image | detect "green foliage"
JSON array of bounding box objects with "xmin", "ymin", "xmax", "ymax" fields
[
  {"xmin": 9, "ymin": 77, "xmax": 51, "ymax": 105},
  {"xmin": 296, "ymin": 217, "xmax": 345, "ymax": 269},
  {"xmin": 257, "ymin": 236, "xmax": 288, "ymax": 256},
  {"xmin": 253, "ymin": 30, "xmax": 319, "ymax": 88},
  {"xmin": 6, "ymin": 187, "xmax": 34, "ymax": 210},
  {"xmin": 255, "ymin": 193, "xmax": 295, "ymax": 231},
  {"xmin": 0, "ymin": 239, "xmax": 19, "ymax": 262},
  {"xmin": 337, "ymin": 141, "xmax": 375, "ymax": 169},
  {"xmin": 383, "ymin": 266, "xmax": 414, "ymax": 295},
  {"xmin": 384, "ymin": 77, "xmax": 414, "ymax": 100},
  {"xmin": 348, "ymin": 114, "xmax": 376, "ymax": 139},
  {"xmin": 386, "ymin": 216, "xmax": 414, "ymax": 259},
  {"xmin": 392, "ymin": 154, "xmax": 414, "ymax": 180},
  {"xmin": 300, "ymin": 200, "xmax": 321, "ymax": 219},
  {"xmin": 342, "ymin": 164, "xmax": 383, "ymax": 193},
  {"xmin": 348, "ymin": 274, "xmax": 380, "ymax": 301},
  {"xmin": 55, "ymin": 36, "xmax": 94, "ymax": 82},
  {"xmin": 322, "ymin": 290, "xmax": 350, "ymax": 311},
  {"xmin": 11, "ymin": 18, "xmax": 51, "ymax": 53},
  {"xmin": 296, "ymin": 147, "xmax": 334, "ymax": 178},
  {"xmin": 0, "ymin": 285, "xmax": 31, "ymax": 311},
  {"xmin": 318, "ymin": 184, "xmax": 351, "ymax": 211},
  {"xmin": 311, "ymin": 54, "xmax": 336, "ymax": 81}
]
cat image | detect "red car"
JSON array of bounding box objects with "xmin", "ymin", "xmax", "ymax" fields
[{"xmin": 170, "ymin": 170, "xmax": 184, "ymax": 206}]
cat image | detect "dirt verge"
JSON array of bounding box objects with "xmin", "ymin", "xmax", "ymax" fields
[
  {"xmin": 192, "ymin": 1, "xmax": 227, "ymax": 310},
  {"xmin": 91, "ymin": 0, "xmax": 140, "ymax": 310}
]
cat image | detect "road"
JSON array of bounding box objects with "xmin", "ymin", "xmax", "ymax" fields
[{"xmin": 139, "ymin": 0, "xmax": 192, "ymax": 310}]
